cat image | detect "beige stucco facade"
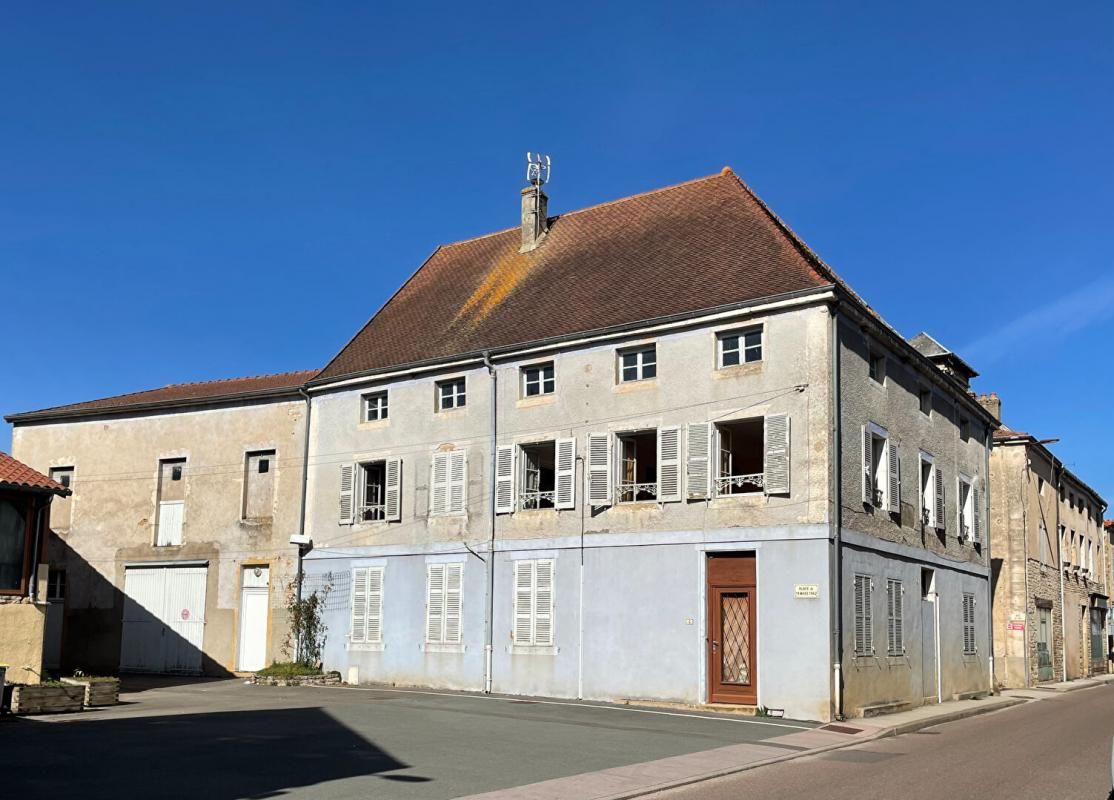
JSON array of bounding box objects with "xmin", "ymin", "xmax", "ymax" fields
[
  {"xmin": 10, "ymin": 398, "xmax": 307, "ymax": 675},
  {"xmin": 0, "ymin": 568, "xmax": 49, "ymax": 684}
]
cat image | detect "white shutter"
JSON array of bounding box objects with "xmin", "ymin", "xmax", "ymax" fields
[
  {"xmin": 426, "ymin": 564, "xmax": 445, "ymax": 643},
  {"xmin": 339, "ymin": 464, "xmax": 355, "ymax": 525},
  {"xmin": 587, "ymin": 433, "xmax": 612, "ymax": 507},
  {"xmin": 862, "ymin": 426, "xmax": 873, "ymax": 505},
  {"xmin": 686, "ymin": 422, "xmax": 712, "ymax": 499},
  {"xmin": 513, "ymin": 561, "xmax": 534, "ymax": 644},
  {"xmin": 366, "ymin": 566, "xmax": 383, "ymax": 643},
  {"xmin": 956, "ymin": 477, "xmax": 964, "ymax": 536},
  {"xmin": 854, "ymin": 575, "xmax": 873, "ymax": 655},
  {"xmin": 554, "ymin": 437, "xmax": 576, "ymax": 510},
  {"xmin": 495, "ymin": 445, "xmax": 516, "ymax": 514},
  {"xmin": 972, "ymin": 485, "xmax": 982, "ymax": 543},
  {"xmin": 445, "ymin": 563, "xmax": 463, "ymax": 644},
  {"xmin": 385, "ymin": 458, "xmax": 402, "ymax": 522},
  {"xmin": 430, "ymin": 453, "xmax": 449, "ymax": 516},
  {"xmin": 350, "ymin": 567, "xmax": 368, "ymax": 643},
  {"xmin": 449, "ymin": 450, "xmax": 467, "ymax": 514},
  {"xmin": 763, "ymin": 414, "xmax": 790, "ymax": 496},
  {"xmin": 534, "ymin": 559, "xmax": 554, "ymax": 646},
  {"xmin": 887, "ymin": 441, "xmax": 900, "ymax": 514},
  {"xmin": 657, "ymin": 426, "xmax": 682, "ymax": 502},
  {"xmin": 934, "ymin": 466, "xmax": 946, "ymax": 531}
]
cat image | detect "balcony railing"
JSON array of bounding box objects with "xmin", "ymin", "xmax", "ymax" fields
[
  {"xmin": 617, "ymin": 482, "xmax": 658, "ymax": 503},
  {"xmin": 519, "ymin": 490, "xmax": 556, "ymax": 510},
  {"xmin": 359, "ymin": 504, "xmax": 386, "ymax": 522},
  {"xmin": 715, "ymin": 473, "xmax": 764, "ymax": 496}
]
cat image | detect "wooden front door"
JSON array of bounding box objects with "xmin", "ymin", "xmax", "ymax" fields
[{"xmin": 706, "ymin": 553, "xmax": 757, "ymax": 705}]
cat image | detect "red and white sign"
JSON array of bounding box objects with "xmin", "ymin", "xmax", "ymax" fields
[
  {"xmin": 1007, "ymin": 621, "xmax": 1024, "ymax": 631},
  {"xmin": 181, "ymin": 608, "xmax": 191, "ymax": 621}
]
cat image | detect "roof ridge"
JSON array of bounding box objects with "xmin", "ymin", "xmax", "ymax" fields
[{"xmin": 163, "ymin": 369, "xmax": 316, "ymax": 389}]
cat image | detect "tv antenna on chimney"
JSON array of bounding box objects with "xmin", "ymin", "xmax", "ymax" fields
[{"xmin": 526, "ymin": 152, "xmax": 551, "ymax": 187}]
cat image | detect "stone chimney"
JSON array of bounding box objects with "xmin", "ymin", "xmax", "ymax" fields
[
  {"xmin": 976, "ymin": 392, "xmax": 1001, "ymax": 421},
  {"xmin": 520, "ymin": 185, "xmax": 548, "ymax": 252}
]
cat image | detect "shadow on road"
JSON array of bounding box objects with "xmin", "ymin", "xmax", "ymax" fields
[{"xmin": 1, "ymin": 706, "xmax": 425, "ymax": 799}]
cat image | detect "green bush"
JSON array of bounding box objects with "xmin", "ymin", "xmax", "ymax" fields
[{"xmin": 256, "ymin": 662, "xmax": 323, "ymax": 678}]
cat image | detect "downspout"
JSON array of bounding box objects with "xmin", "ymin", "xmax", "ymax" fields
[
  {"xmin": 1055, "ymin": 461, "xmax": 1067, "ymax": 681},
  {"xmin": 483, "ymin": 352, "xmax": 497, "ymax": 694},
  {"xmin": 577, "ymin": 455, "xmax": 586, "ymax": 700},
  {"xmin": 1018, "ymin": 454, "xmax": 1029, "ymax": 687},
  {"xmin": 986, "ymin": 427, "xmax": 997, "ymax": 692},
  {"xmin": 294, "ymin": 387, "xmax": 313, "ymax": 659},
  {"xmin": 829, "ymin": 303, "xmax": 844, "ymax": 720},
  {"xmin": 29, "ymin": 496, "xmax": 52, "ymax": 602}
]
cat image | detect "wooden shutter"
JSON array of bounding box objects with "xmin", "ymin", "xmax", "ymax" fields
[
  {"xmin": 861, "ymin": 426, "xmax": 873, "ymax": 505},
  {"xmin": 763, "ymin": 414, "xmax": 790, "ymax": 495},
  {"xmin": 587, "ymin": 433, "xmax": 612, "ymax": 507},
  {"xmin": 534, "ymin": 559, "xmax": 554, "ymax": 646},
  {"xmin": 887, "ymin": 580, "xmax": 904, "ymax": 655},
  {"xmin": 445, "ymin": 563, "xmax": 463, "ymax": 644},
  {"xmin": 339, "ymin": 464, "xmax": 355, "ymax": 525},
  {"xmin": 554, "ymin": 437, "xmax": 576, "ymax": 510},
  {"xmin": 350, "ymin": 567, "xmax": 368, "ymax": 642},
  {"xmin": 972, "ymin": 485, "xmax": 982, "ymax": 543},
  {"xmin": 934, "ymin": 466, "xmax": 946, "ymax": 531},
  {"xmin": 430, "ymin": 452, "xmax": 449, "ymax": 516},
  {"xmin": 366, "ymin": 567, "xmax": 383, "ymax": 643},
  {"xmin": 854, "ymin": 575, "xmax": 873, "ymax": 655},
  {"xmin": 887, "ymin": 441, "xmax": 900, "ymax": 514},
  {"xmin": 449, "ymin": 450, "xmax": 467, "ymax": 514},
  {"xmin": 513, "ymin": 561, "xmax": 534, "ymax": 644},
  {"xmin": 657, "ymin": 426, "xmax": 682, "ymax": 502},
  {"xmin": 495, "ymin": 445, "xmax": 516, "ymax": 515},
  {"xmin": 956, "ymin": 477, "xmax": 963, "ymax": 535},
  {"xmin": 426, "ymin": 564, "xmax": 445, "ymax": 643},
  {"xmin": 686, "ymin": 422, "xmax": 712, "ymax": 499},
  {"xmin": 385, "ymin": 458, "xmax": 402, "ymax": 522}
]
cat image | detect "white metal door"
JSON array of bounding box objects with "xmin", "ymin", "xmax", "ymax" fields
[
  {"xmin": 238, "ymin": 566, "xmax": 270, "ymax": 672},
  {"xmin": 120, "ymin": 565, "xmax": 207, "ymax": 674}
]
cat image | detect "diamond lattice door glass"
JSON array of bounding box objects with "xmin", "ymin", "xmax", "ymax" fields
[{"xmin": 720, "ymin": 592, "xmax": 752, "ymax": 685}]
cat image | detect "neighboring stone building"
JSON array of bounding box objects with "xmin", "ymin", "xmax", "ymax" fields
[
  {"xmin": 300, "ymin": 168, "xmax": 996, "ymax": 721},
  {"xmin": 0, "ymin": 451, "xmax": 70, "ymax": 683},
  {"xmin": 986, "ymin": 400, "xmax": 1109, "ymax": 688},
  {"xmin": 6, "ymin": 371, "xmax": 314, "ymax": 676}
]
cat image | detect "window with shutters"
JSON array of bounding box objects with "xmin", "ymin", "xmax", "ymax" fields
[
  {"xmin": 617, "ymin": 430, "xmax": 658, "ymax": 502},
  {"xmin": 862, "ymin": 425, "xmax": 896, "ymax": 512},
  {"xmin": 713, "ymin": 418, "xmax": 764, "ymax": 495},
  {"xmin": 358, "ymin": 461, "xmax": 387, "ymax": 522},
  {"xmin": 886, "ymin": 579, "xmax": 905, "ymax": 656},
  {"xmin": 618, "ymin": 345, "xmax": 656, "ymax": 383},
  {"xmin": 436, "ymin": 378, "xmax": 466, "ymax": 411},
  {"xmin": 958, "ymin": 475, "xmax": 974, "ymax": 540},
  {"xmin": 512, "ymin": 559, "xmax": 554, "ymax": 647},
  {"xmin": 350, "ymin": 566, "xmax": 384, "ymax": 645},
  {"xmin": 362, "ymin": 390, "xmax": 389, "ymax": 422},
  {"xmin": 853, "ymin": 574, "xmax": 874, "ymax": 656},
  {"xmin": 430, "ymin": 450, "xmax": 466, "ymax": 516},
  {"xmin": 343, "ymin": 458, "xmax": 402, "ymax": 524},
  {"xmin": 962, "ymin": 592, "xmax": 977, "ymax": 655},
  {"xmin": 521, "ymin": 363, "xmax": 555, "ymax": 397},
  {"xmin": 49, "ymin": 467, "xmax": 74, "ymax": 530},
  {"xmin": 919, "ymin": 454, "xmax": 944, "ymax": 530},
  {"xmin": 717, "ymin": 326, "xmax": 762, "ymax": 368},
  {"xmin": 518, "ymin": 442, "xmax": 556, "ymax": 509},
  {"xmin": 426, "ymin": 562, "xmax": 463, "ymax": 644},
  {"xmin": 242, "ymin": 450, "xmax": 276, "ymax": 522}
]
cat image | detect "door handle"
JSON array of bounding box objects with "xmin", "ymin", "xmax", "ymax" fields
[{"xmin": 711, "ymin": 640, "xmax": 719, "ymax": 649}]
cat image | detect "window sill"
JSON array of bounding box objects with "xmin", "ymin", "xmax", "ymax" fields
[
  {"xmin": 436, "ymin": 407, "xmax": 468, "ymax": 418},
  {"xmin": 347, "ymin": 641, "xmax": 385, "ymax": 652},
  {"xmin": 153, "ymin": 544, "xmax": 183, "ymax": 549},
  {"xmin": 516, "ymin": 394, "xmax": 556, "ymax": 409},
  {"xmin": 612, "ymin": 378, "xmax": 657, "ymax": 394},
  {"xmin": 358, "ymin": 419, "xmax": 390, "ymax": 431},
  {"xmin": 422, "ymin": 642, "xmax": 466, "ymax": 654},
  {"xmin": 508, "ymin": 644, "xmax": 558, "ymax": 656},
  {"xmin": 886, "ymin": 655, "xmax": 909, "ymax": 666},
  {"xmin": 713, "ymin": 362, "xmax": 763, "ymax": 379}
]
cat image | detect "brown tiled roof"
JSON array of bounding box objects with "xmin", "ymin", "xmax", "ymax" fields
[
  {"xmin": 6, "ymin": 370, "xmax": 316, "ymax": 422},
  {"xmin": 0, "ymin": 451, "xmax": 70, "ymax": 495},
  {"xmin": 316, "ymin": 168, "xmax": 833, "ymax": 381}
]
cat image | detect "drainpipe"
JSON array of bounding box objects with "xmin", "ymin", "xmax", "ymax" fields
[
  {"xmin": 577, "ymin": 454, "xmax": 586, "ymax": 700},
  {"xmin": 1055, "ymin": 461, "xmax": 1067, "ymax": 681},
  {"xmin": 294, "ymin": 387, "xmax": 313, "ymax": 659},
  {"xmin": 483, "ymin": 352, "xmax": 497, "ymax": 694},
  {"xmin": 29, "ymin": 496, "xmax": 52, "ymax": 602},
  {"xmin": 986, "ymin": 427, "xmax": 996, "ymax": 692},
  {"xmin": 1018, "ymin": 454, "xmax": 1029, "ymax": 688},
  {"xmin": 829, "ymin": 303, "xmax": 844, "ymax": 720}
]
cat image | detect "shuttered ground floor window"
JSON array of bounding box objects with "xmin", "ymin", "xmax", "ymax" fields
[
  {"xmin": 350, "ymin": 566, "xmax": 384, "ymax": 644},
  {"xmin": 513, "ymin": 559, "xmax": 554, "ymax": 647},
  {"xmin": 886, "ymin": 579, "xmax": 905, "ymax": 656},
  {"xmin": 962, "ymin": 592, "xmax": 977, "ymax": 655},
  {"xmin": 853, "ymin": 574, "xmax": 873, "ymax": 656},
  {"xmin": 426, "ymin": 562, "xmax": 463, "ymax": 644}
]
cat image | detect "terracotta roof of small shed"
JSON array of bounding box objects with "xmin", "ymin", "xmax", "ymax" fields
[
  {"xmin": 316, "ymin": 168, "xmax": 834, "ymax": 381},
  {"xmin": 0, "ymin": 451, "xmax": 71, "ymax": 495},
  {"xmin": 6, "ymin": 370, "xmax": 316, "ymax": 423}
]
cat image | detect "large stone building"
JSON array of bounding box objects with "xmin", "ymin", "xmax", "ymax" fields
[
  {"xmin": 6, "ymin": 371, "xmax": 314, "ymax": 676},
  {"xmin": 299, "ymin": 168, "xmax": 997, "ymax": 721},
  {"xmin": 987, "ymin": 399, "xmax": 1109, "ymax": 687}
]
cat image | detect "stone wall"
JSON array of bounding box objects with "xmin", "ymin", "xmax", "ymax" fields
[{"xmin": 0, "ymin": 601, "xmax": 47, "ymax": 684}]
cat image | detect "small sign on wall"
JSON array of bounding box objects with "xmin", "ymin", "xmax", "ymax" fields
[
  {"xmin": 794, "ymin": 584, "xmax": 820, "ymax": 599},
  {"xmin": 1007, "ymin": 621, "xmax": 1025, "ymax": 631}
]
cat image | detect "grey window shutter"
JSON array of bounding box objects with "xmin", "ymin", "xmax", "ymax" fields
[
  {"xmin": 534, "ymin": 559, "xmax": 554, "ymax": 646},
  {"xmin": 956, "ymin": 477, "xmax": 963, "ymax": 535},
  {"xmin": 887, "ymin": 441, "xmax": 900, "ymax": 514},
  {"xmin": 430, "ymin": 452, "xmax": 449, "ymax": 516},
  {"xmin": 494, "ymin": 444, "xmax": 516, "ymax": 514},
  {"xmin": 426, "ymin": 564, "xmax": 445, "ymax": 643},
  {"xmin": 445, "ymin": 563, "xmax": 463, "ymax": 644},
  {"xmin": 934, "ymin": 466, "xmax": 946, "ymax": 531},
  {"xmin": 554, "ymin": 437, "xmax": 576, "ymax": 509},
  {"xmin": 972, "ymin": 485, "xmax": 982, "ymax": 543},
  {"xmin": 587, "ymin": 433, "xmax": 612, "ymax": 507},
  {"xmin": 862, "ymin": 426, "xmax": 873, "ymax": 505},
  {"xmin": 449, "ymin": 450, "xmax": 467, "ymax": 514},
  {"xmin": 339, "ymin": 464, "xmax": 355, "ymax": 525},
  {"xmin": 895, "ymin": 583, "xmax": 904, "ymax": 654},
  {"xmin": 686, "ymin": 422, "xmax": 712, "ymax": 499},
  {"xmin": 763, "ymin": 414, "xmax": 790, "ymax": 495},
  {"xmin": 657, "ymin": 426, "xmax": 682, "ymax": 502},
  {"xmin": 385, "ymin": 458, "xmax": 402, "ymax": 522}
]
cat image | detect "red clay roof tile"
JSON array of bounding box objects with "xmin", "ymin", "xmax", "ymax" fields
[{"xmin": 0, "ymin": 451, "xmax": 70, "ymax": 495}]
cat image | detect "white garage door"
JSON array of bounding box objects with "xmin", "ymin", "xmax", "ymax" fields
[{"xmin": 120, "ymin": 564, "xmax": 207, "ymax": 674}]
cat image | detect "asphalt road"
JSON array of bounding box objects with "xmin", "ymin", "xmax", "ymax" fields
[
  {"xmin": 652, "ymin": 685, "xmax": 1114, "ymax": 800},
  {"xmin": 0, "ymin": 677, "xmax": 816, "ymax": 800}
]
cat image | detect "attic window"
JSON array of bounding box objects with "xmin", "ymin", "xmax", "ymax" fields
[
  {"xmin": 868, "ymin": 350, "xmax": 886, "ymax": 385},
  {"xmin": 919, "ymin": 388, "xmax": 932, "ymax": 416},
  {"xmin": 618, "ymin": 345, "xmax": 656, "ymax": 383},
  {"xmin": 437, "ymin": 378, "xmax": 466, "ymax": 411}
]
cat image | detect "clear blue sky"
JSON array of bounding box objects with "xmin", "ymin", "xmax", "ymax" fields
[{"xmin": 2, "ymin": 3, "xmax": 1111, "ymax": 504}]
